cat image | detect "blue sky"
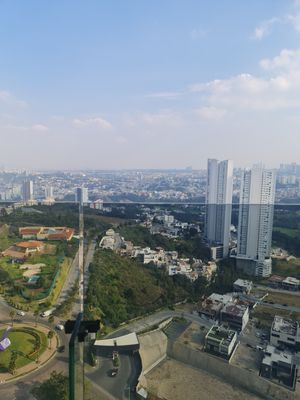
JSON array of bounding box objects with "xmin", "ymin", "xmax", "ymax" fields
[{"xmin": 1, "ymin": 0, "xmax": 300, "ymax": 169}]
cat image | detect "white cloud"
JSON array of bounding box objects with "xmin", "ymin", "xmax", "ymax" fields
[
  {"xmin": 189, "ymin": 48, "xmax": 300, "ymax": 111},
  {"xmin": 139, "ymin": 110, "xmax": 183, "ymax": 127},
  {"xmin": 195, "ymin": 107, "xmax": 227, "ymax": 120},
  {"xmin": 0, "ymin": 90, "xmax": 28, "ymax": 108},
  {"xmin": 253, "ymin": 17, "xmax": 279, "ymax": 40},
  {"xmin": 73, "ymin": 117, "xmax": 112, "ymax": 130},
  {"xmin": 288, "ymin": 0, "xmax": 300, "ymax": 31},
  {"xmin": 5, "ymin": 123, "xmax": 48, "ymax": 132},
  {"xmin": 252, "ymin": 1, "xmax": 300, "ymax": 40},
  {"xmin": 32, "ymin": 124, "xmax": 48, "ymax": 132},
  {"xmin": 260, "ymin": 48, "xmax": 300, "ymax": 70}
]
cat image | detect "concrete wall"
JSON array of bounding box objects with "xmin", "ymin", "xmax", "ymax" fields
[
  {"xmin": 167, "ymin": 340, "xmax": 299, "ymax": 400},
  {"xmin": 138, "ymin": 330, "xmax": 168, "ymax": 387}
]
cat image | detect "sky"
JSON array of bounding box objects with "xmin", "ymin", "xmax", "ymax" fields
[{"xmin": 0, "ymin": 0, "xmax": 300, "ymax": 170}]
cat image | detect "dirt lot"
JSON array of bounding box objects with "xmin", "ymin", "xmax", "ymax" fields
[{"xmin": 145, "ymin": 359, "xmax": 263, "ymax": 400}]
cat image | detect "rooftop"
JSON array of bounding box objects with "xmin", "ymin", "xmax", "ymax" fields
[
  {"xmin": 272, "ymin": 316, "xmax": 298, "ymax": 337},
  {"xmin": 234, "ymin": 279, "xmax": 253, "ymax": 288},
  {"xmin": 17, "ymin": 241, "xmax": 44, "ymax": 249},
  {"xmin": 283, "ymin": 277, "xmax": 300, "ymax": 285},
  {"xmin": 263, "ymin": 345, "xmax": 294, "ymax": 367},
  {"xmin": 206, "ymin": 325, "xmax": 236, "ymax": 345},
  {"xmin": 221, "ymin": 302, "xmax": 248, "ymax": 317}
]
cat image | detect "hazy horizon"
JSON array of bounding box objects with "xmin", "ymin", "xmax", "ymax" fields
[{"xmin": 1, "ymin": 0, "xmax": 300, "ymax": 169}]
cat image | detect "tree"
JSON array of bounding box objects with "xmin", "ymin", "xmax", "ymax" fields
[
  {"xmin": 9, "ymin": 309, "xmax": 16, "ymax": 326},
  {"xmin": 48, "ymin": 315, "xmax": 54, "ymax": 325},
  {"xmin": 34, "ymin": 309, "xmax": 39, "ymax": 327},
  {"xmin": 47, "ymin": 330, "xmax": 54, "ymax": 349},
  {"xmin": 31, "ymin": 371, "xmax": 68, "ymax": 400},
  {"xmin": 8, "ymin": 350, "xmax": 17, "ymax": 375}
]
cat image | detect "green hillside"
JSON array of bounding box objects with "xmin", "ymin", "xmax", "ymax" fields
[{"xmin": 85, "ymin": 249, "xmax": 189, "ymax": 327}]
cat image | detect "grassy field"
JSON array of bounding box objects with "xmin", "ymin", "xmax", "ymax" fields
[
  {"xmin": 266, "ymin": 292, "xmax": 300, "ymax": 308},
  {"xmin": 49, "ymin": 257, "xmax": 72, "ymax": 304},
  {"xmin": 0, "ymin": 327, "xmax": 47, "ymax": 371},
  {"xmin": 272, "ymin": 258, "xmax": 300, "ymax": 278},
  {"xmin": 253, "ymin": 305, "xmax": 300, "ymax": 328},
  {"xmin": 273, "ymin": 227, "xmax": 300, "ymax": 240}
]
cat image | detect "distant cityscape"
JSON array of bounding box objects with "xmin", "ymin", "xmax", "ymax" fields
[{"xmin": 0, "ymin": 162, "xmax": 299, "ymax": 204}]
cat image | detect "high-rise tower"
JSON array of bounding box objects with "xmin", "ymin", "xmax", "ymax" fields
[
  {"xmin": 236, "ymin": 165, "xmax": 276, "ymax": 277},
  {"xmin": 205, "ymin": 159, "xmax": 233, "ymax": 258},
  {"xmin": 75, "ymin": 187, "xmax": 89, "ymax": 206},
  {"xmin": 22, "ymin": 180, "xmax": 33, "ymax": 202}
]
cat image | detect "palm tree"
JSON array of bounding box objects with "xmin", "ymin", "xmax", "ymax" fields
[
  {"xmin": 9, "ymin": 309, "xmax": 16, "ymax": 327},
  {"xmin": 34, "ymin": 309, "xmax": 39, "ymax": 327},
  {"xmin": 47, "ymin": 330, "xmax": 54, "ymax": 349}
]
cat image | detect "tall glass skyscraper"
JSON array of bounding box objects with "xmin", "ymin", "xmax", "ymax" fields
[{"xmin": 205, "ymin": 159, "xmax": 233, "ymax": 258}]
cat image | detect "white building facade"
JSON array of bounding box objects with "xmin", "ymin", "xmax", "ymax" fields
[
  {"xmin": 205, "ymin": 159, "xmax": 233, "ymax": 258},
  {"xmin": 236, "ymin": 166, "xmax": 276, "ymax": 277}
]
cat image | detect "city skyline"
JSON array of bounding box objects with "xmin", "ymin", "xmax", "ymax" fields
[{"xmin": 0, "ymin": 0, "xmax": 300, "ymax": 169}]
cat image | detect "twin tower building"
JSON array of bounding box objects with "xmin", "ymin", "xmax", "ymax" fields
[{"xmin": 205, "ymin": 159, "xmax": 276, "ymax": 277}]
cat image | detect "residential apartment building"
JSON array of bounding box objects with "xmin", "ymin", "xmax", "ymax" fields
[
  {"xmin": 236, "ymin": 165, "xmax": 276, "ymax": 277},
  {"xmin": 22, "ymin": 180, "xmax": 33, "ymax": 202},
  {"xmin": 270, "ymin": 316, "xmax": 300, "ymax": 350},
  {"xmin": 205, "ymin": 159, "xmax": 233, "ymax": 258},
  {"xmin": 220, "ymin": 302, "xmax": 249, "ymax": 332},
  {"xmin": 75, "ymin": 187, "xmax": 89, "ymax": 205},
  {"xmin": 205, "ymin": 325, "xmax": 237, "ymax": 358},
  {"xmin": 260, "ymin": 345, "xmax": 297, "ymax": 389}
]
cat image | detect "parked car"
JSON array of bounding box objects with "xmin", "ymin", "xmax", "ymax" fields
[
  {"xmin": 57, "ymin": 345, "xmax": 65, "ymax": 353},
  {"xmin": 17, "ymin": 310, "xmax": 25, "ymax": 316}
]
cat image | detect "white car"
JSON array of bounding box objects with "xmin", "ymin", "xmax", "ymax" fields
[
  {"xmin": 17, "ymin": 310, "xmax": 25, "ymax": 316},
  {"xmin": 55, "ymin": 324, "xmax": 64, "ymax": 331}
]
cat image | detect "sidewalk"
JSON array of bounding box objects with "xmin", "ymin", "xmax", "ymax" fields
[{"xmin": 0, "ymin": 322, "xmax": 57, "ymax": 382}]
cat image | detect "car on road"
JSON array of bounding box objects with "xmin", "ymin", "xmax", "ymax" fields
[
  {"xmin": 246, "ymin": 343, "xmax": 253, "ymax": 348},
  {"xmin": 57, "ymin": 345, "xmax": 65, "ymax": 353},
  {"xmin": 17, "ymin": 310, "xmax": 25, "ymax": 316},
  {"xmin": 108, "ymin": 368, "xmax": 118, "ymax": 377},
  {"xmin": 282, "ymin": 303, "xmax": 288, "ymax": 307},
  {"xmin": 55, "ymin": 324, "xmax": 64, "ymax": 331}
]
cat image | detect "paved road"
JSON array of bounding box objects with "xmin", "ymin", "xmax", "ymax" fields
[
  {"xmin": 0, "ymin": 307, "xmax": 69, "ymax": 400},
  {"xmin": 107, "ymin": 309, "xmax": 213, "ymax": 339}
]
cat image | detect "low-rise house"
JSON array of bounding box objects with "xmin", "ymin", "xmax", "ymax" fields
[
  {"xmin": 19, "ymin": 226, "xmax": 74, "ymax": 241},
  {"xmin": 220, "ymin": 302, "xmax": 249, "ymax": 332},
  {"xmin": 268, "ymin": 275, "xmax": 285, "ymax": 288},
  {"xmin": 99, "ymin": 229, "xmax": 123, "ymax": 251},
  {"xmin": 270, "ymin": 316, "xmax": 300, "ymax": 350},
  {"xmin": 260, "ymin": 345, "xmax": 297, "ymax": 389},
  {"xmin": 233, "ymin": 279, "xmax": 253, "ymax": 294},
  {"xmin": 2, "ymin": 240, "xmax": 44, "ymax": 259},
  {"xmin": 198, "ymin": 293, "xmax": 233, "ymax": 321},
  {"xmin": 282, "ymin": 277, "xmax": 299, "ymax": 291},
  {"xmin": 205, "ymin": 325, "xmax": 238, "ymax": 359}
]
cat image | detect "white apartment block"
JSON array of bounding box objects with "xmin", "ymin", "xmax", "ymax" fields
[
  {"xmin": 270, "ymin": 316, "xmax": 300, "ymax": 349},
  {"xmin": 236, "ymin": 166, "xmax": 276, "ymax": 277}
]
